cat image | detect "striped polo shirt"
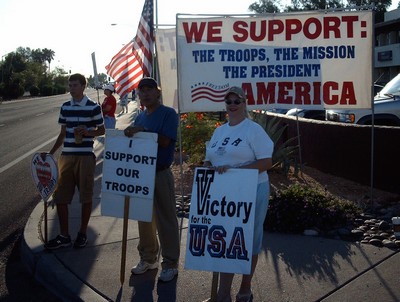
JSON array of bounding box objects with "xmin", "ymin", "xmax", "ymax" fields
[{"xmin": 58, "ymin": 96, "xmax": 104, "ymax": 155}]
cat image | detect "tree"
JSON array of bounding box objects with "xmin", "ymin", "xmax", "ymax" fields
[
  {"xmin": 0, "ymin": 46, "xmax": 60, "ymax": 99},
  {"xmin": 42, "ymin": 48, "xmax": 55, "ymax": 73},
  {"xmin": 248, "ymin": 0, "xmax": 281, "ymax": 13},
  {"xmin": 19, "ymin": 61, "xmax": 47, "ymax": 91},
  {"xmin": 347, "ymin": 0, "xmax": 392, "ymax": 23},
  {"xmin": 16, "ymin": 47, "xmax": 32, "ymax": 60},
  {"xmin": 88, "ymin": 73, "xmax": 108, "ymax": 88},
  {"xmin": 285, "ymin": 0, "xmax": 344, "ymax": 11},
  {"xmin": 31, "ymin": 48, "xmax": 46, "ymax": 64},
  {"xmin": 249, "ymin": 0, "xmax": 392, "ymax": 23}
]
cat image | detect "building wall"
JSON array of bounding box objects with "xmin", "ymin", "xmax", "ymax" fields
[{"xmin": 374, "ymin": 8, "xmax": 400, "ymax": 82}]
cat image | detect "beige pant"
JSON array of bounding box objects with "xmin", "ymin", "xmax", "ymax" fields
[
  {"xmin": 53, "ymin": 154, "xmax": 95, "ymax": 204},
  {"xmin": 137, "ymin": 168, "xmax": 180, "ymax": 269}
]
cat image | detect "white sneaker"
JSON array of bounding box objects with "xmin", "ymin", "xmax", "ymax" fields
[
  {"xmin": 131, "ymin": 260, "xmax": 158, "ymax": 274},
  {"xmin": 158, "ymin": 268, "xmax": 178, "ymax": 282}
]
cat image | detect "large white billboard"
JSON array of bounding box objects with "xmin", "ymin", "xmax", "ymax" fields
[{"xmin": 177, "ymin": 10, "xmax": 373, "ymax": 112}]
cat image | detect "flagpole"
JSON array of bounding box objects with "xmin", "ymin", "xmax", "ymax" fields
[
  {"xmin": 155, "ymin": 0, "xmax": 158, "ymax": 29},
  {"xmin": 153, "ymin": 0, "xmax": 158, "ymax": 79}
]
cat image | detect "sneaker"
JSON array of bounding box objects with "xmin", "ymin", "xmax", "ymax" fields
[
  {"xmin": 131, "ymin": 260, "xmax": 158, "ymax": 274},
  {"xmin": 158, "ymin": 268, "xmax": 178, "ymax": 282},
  {"xmin": 45, "ymin": 235, "xmax": 71, "ymax": 250},
  {"xmin": 73, "ymin": 232, "xmax": 88, "ymax": 248}
]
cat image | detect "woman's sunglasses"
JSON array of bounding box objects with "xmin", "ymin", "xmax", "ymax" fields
[{"xmin": 225, "ymin": 99, "xmax": 243, "ymax": 105}]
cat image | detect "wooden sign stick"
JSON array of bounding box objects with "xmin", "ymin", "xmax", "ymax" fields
[
  {"xmin": 120, "ymin": 195, "xmax": 130, "ymax": 285},
  {"xmin": 210, "ymin": 272, "xmax": 219, "ymax": 302},
  {"xmin": 44, "ymin": 202, "xmax": 48, "ymax": 243}
]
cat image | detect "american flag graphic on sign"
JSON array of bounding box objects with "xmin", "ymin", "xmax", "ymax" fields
[{"xmin": 191, "ymin": 82, "xmax": 229, "ymax": 103}]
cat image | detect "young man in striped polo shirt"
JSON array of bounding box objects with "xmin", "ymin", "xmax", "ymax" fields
[{"xmin": 44, "ymin": 73, "xmax": 105, "ymax": 249}]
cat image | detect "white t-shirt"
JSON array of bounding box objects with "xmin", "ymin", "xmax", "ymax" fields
[{"xmin": 205, "ymin": 118, "xmax": 274, "ymax": 184}]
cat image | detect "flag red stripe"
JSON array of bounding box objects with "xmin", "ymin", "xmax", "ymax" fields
[{"xmin": 105, "ymin": 0, "xmax": 154, "ymax": 97}]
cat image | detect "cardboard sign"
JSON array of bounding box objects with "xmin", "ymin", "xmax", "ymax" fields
[
  {"xmin": 31, "ymin": 153, "xmax": 58, "ymax": 202},
  {"xmin": 185, "ymin": 168, "xmax": 258, "ymax": 274},
  {"xmin": 101, "ymin": 129, "xmax": 158, "ymax": 222}
]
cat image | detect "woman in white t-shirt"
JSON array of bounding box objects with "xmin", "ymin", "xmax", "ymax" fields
[{"xmin": 203, "ymin": 86, "xmax": 274, "ymax": 302}]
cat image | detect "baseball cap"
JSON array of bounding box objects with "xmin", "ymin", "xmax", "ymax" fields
[
  {"xmin": 225, "ymin": 86, "xmax": 245, "ymax": 100},
  {"xmin": 104, "ymin": 84, "xmax": 115, "ymax": 92},
  {"xmin": 138, "ymin": 77, "xmax": 159, "ymax": 89}
]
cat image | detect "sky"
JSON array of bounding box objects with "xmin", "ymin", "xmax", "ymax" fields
[{"xmin": 0, "ymin": 0, "xmax": 398, "ymax": 78}]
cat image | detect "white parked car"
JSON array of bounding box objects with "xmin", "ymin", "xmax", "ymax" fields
[{"xmin": 325, "ymin": 73, "xmax": 400, "ymax": 126}]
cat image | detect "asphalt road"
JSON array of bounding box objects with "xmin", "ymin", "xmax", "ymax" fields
[{"xmin": 0, "ymin": 89, "xmax": 100, "ymax": 301}]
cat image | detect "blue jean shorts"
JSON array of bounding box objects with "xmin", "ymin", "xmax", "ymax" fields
[{"xmin": 104, "ymin": 116, "xmax": 116, "ymax": 129}]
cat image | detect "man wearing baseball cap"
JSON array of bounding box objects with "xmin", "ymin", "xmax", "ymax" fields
[{"xmin": 124, "ymin": 77, "xmax": 180, "ymax": 282}]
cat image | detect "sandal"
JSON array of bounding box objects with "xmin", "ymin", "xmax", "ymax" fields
[{"xmin": 235, "ymin": 292, "xmax": 253, "ymax": 302}]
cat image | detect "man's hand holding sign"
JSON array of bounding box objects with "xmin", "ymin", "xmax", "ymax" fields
[{"xmin": 103, "ymin": 77, "xmax": 180, "ymax": 285}]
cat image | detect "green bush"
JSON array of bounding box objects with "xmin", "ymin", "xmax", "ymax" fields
[
  {"xmin": 29, "ymin": 85, "xmax": 40, "ymax": 96},
  {"xmin": 264, "ymin": 184, "xmax": 361, "ymax": 234},
  {"xmin": 54, "ymin": 84, "xmax": 66, "ymax": 95},
  {"xmin": 250, "ymin": 112, "xmax": 299, "ymax": 174},
  {"xmin": 40, "ymin": 84, "xmax": 54, "ymax": 96},
  {"xmin": 1, "ymin": 81, "xmax": 24, "ymax": 99},
  {"xmin": 179, "ymin": 112, "xmax": 223, "ymax": 165}
]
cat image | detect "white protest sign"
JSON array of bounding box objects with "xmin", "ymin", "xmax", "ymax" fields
[
  {"xmin": 31, "ymin": 153, "xmax": 58, "ymax": 202},
  {"xmin": 185, "ymin": 168, "xmax": 258, "ymax": 274},
  {"xmin": 101, "ymin": 129, "xmax": 158, "ymax": 222},
  {"xmin": 177, "ymin": 10, "xmax": 373, "ymax": 112}
]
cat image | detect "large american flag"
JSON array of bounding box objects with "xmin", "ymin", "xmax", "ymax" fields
[{"xmin": 105, "ymin": 0, "xmax": 154, "ymax": 97}]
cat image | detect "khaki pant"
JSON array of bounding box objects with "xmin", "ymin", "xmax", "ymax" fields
[
  {"xmin": 53, "ymin": 154, "xmax": 95, "ymax": 204},
  {"xmin": 137, "ymin": 168, "xmax": 180, "ymax": 269}
]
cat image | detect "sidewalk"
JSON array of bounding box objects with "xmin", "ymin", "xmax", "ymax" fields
[{"xmin": 21, "ymin": 101, "xmax": 400, "ymax": 302}]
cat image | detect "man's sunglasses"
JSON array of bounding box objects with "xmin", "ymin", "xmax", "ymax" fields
[{"xmin": 225, "ymin": 99, "xmax": 243, "ymax": 105}]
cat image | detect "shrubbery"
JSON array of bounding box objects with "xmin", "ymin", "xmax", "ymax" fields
[
  {"xmin": 54, "ymin": 84, "xmax": 67, "ymax": 95},
  {"xmin": 179, "ymin": 112, "xmax": 223, "ymax": 165},
  {"xmin": 40, "ymin": 84, "xmax": 55, "ymax": 96},
  {"xmin": 264, "ymin": 184, "xmax": 361, "ymax": 234},
  {"xmin": 0, "ymin": 81, "xmax": 24, "ymax": 99},
  {"xmin": 29, "ymin": 85, "xmax": 40, "ymax": 96}
]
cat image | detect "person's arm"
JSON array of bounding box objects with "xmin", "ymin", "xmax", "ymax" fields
[
  {"xmin": 124, "ymin": 125, "xmax": 145, "ymax": 137},
  {"xmin": 157, "ymin": 134, "xmax": 171, "ymax": 148},
  {"xmin": 82, "ymin": 124, "xmax": 105, "ymax": 137},
  {"xmin": 124, "ymin": 126, "xmax": 171, "ymax": 148},
  {"xmin": 41, "ymin": 125, "xmax": 66, "ymax": 160},
  {"xmin": 211, "ymin": 158, "xmax": 272, "ymax": 175},
  {"xmin": 237, "ymin": 158, "xmax": 272, "ymax": 173},
  {"xmin": 50, "ymin": 125, "xmax": 66, "ymax": 155}
]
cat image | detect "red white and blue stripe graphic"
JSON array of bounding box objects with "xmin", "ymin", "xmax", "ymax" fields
[{"xmin": 191, "ymin": 83, "xmax": 229, "ymax": 103}]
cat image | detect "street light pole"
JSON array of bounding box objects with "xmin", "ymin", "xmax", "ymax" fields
[{"xmin": 1, "ymin": 54, "xmax": 6, "ymax": 83}]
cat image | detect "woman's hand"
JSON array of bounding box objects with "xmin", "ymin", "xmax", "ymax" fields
[{"xmin": 206, "ymin": 165, "xmax": 231, "ymax": 174}]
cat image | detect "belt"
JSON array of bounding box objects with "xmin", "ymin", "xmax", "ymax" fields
[{"xmin": 156, "ymin": 165, "xmax": 170, "ymax": 172}]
